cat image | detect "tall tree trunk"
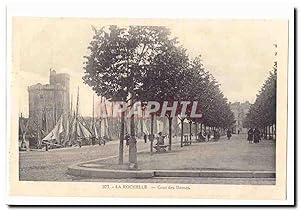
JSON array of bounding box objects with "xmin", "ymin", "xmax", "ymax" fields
[
  {"xmin": 168, "ymin": 116, "xmax": 172, "ymax": 151},
  {"xmin": 150, "ymin": 113, "xmax": 154, "ymax": 154},
  {"xmin": 140, "ymin": 118, "xmax": 144, "ymax": 138},
  {"xmin": 153, "ymin": 115, "xmax": 157, "ymax": 134},
  {"xmin": 118, "ymin": 104, "xmax": 125, "ymax": 165},
  {"xmin": 189, "ymin": 121, "xmax": 192, "ymax": 140},
  {"xmin": 274, "ymin": 123, "xmax": 276, "ymax": 140},
  {"xmin": 195, "ymin": 122, "xmax": 198, "ymax": 140},
  {"xmin": 180, "ymin": 119, "xmax": 184, "ymax": 147},
  {"xmin": 270, "ymin": 125, "xmax": 272, "ymax": 140},
  {"xmin": 271, "ymin": 124, "xmax": 274, "ymax": 140},
  {"xmin": 99, "ymin": 120, "xmax": 102, "ymax": 138},
  {"xmin": 128, "ymin": 96, "xmax": 137, "ymax": 169}
]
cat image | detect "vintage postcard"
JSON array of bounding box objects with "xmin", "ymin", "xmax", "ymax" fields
[{"xmin": 6, "ymin": 4, "xmax": 294, "ymax": 205}]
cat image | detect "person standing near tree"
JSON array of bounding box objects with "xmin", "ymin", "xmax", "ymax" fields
[
  {"xmin": 125, "ymin": 133, "xmax": 130, "ymax": 147},
  {"xmin": 247, "ymin": 128, "xmax": 254, "ymax": 144},
  {"xmin": 143, "ymin": 133, "xmax": 147, "ymax": 143},
  {"xmin": 226, "ymin": 129, "xmax": 232, "ymax": 140},
  {"xmin": 253, "ymin": 128, "xmax": 261, "ymax": 144}
]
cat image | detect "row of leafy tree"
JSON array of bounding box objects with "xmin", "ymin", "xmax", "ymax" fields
[
  {"xmin": 83, "ymin": 25, "xmax": 235, "ymax": 167},
  {"xmin": 243, "ymin": 62, "xmax": 277, "ymax": 139}
]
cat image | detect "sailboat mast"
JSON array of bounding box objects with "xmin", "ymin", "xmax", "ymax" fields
[
  {"xmin": 44, "ymin": 96, "xmax": 48, "ymax": 133},
  {"xmin": 74, "ymin": 87, "xmax": 79, "ymax": 141},
  {"xmin": 76, "ymin": 87, "xmax": 79, "ymax": 119},
  {"xmin": 70, "ymin": 94, "xmax": 73, "ymax": 115}
]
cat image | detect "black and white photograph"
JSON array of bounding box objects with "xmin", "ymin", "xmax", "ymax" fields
[
  {"xmin": 16, "ymin": 17, "xmax": 281, "ymax": 184},
  {"xmin": 6, "ymin": 5, "xmax": 293, "ymax": 203}
]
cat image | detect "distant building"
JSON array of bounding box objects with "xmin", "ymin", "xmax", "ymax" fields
[
  {"xmin": 28, "ymin": 70, "xmax": 70, "ymax": 134},
  {"xmin": 230, "ymin": 101, "xmax": 251, "ymax": 134}
]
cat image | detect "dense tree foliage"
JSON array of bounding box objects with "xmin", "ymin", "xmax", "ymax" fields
[
  {"xmin": 243, "ymin": 63, "xmax": 277, "ymax": 133},
  {"xmin": 83, "ymin": 25, "xmax": 235, "ymax": 166},
  {"xmin": 184, "ymin": 56, "xmax": 235, "ymax": 129}
]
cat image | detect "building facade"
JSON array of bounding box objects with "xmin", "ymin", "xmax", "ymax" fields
[
  {"xmin": 28, "ymin": 70, "xmax": 70, "ymax": 134},
  {"xmin": 230, "ymin": 101, "xmax": 251, "ymax": 134}
]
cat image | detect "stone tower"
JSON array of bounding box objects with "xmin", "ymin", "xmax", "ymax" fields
[{"xmin": 28, "ymin": 69, "xmax": 70, "ymax": 134}]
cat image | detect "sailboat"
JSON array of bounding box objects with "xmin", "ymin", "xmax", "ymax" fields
[
  {"xmin": 68, "ymin": 87, "xmax": 93, "ymax": 146},
  {"xmin": 41, "ymin": 87, "xmax": 93, "ymax": 149},
  {"xmin": 42, "ymin": 114, "xmax": 64, "ymax": 147}
]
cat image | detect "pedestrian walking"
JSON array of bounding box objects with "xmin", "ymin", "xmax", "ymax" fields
[
  {"xmin": 247, "ymin": 128, "xmax": 254, "ymax": 143},
  {"xmin": 226, "ymin": 129, "xmax": 232, "ymax": 140},
  {"xmin": 125, "ymin": 133, "xmax": 130, "ymax": 147},
  {"xmin": 103, "ymin": 137, "xmax": 106, "ymax": 145},
  {"xmin": 143, "ymin": 133, "xmax": 147, "ymax": 143},
  {"xmin": 253, "ymin": 128, "xmax": 261, "ymax": 143}
]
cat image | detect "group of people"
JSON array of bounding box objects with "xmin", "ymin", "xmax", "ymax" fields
[
  {"xmin": 227, "ymin": 128, "xmax": 261, "ymax": 144},
  {"xmin": 199, "ymin": 130, "xmax": 221, "ymax": 142},
  {"xmin": 124, "ymin": 132, "xmax": 165, "ymax": 147},
  {"xmin": 247, "ymin": 128, "xmax": 261, "ymax": 144}
]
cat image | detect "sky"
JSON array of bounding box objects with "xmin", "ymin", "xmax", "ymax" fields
[{"xmin": 13, "ymin": 17, "xmax": 287, "ymax": 117}]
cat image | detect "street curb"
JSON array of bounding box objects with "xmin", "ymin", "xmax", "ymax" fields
[
  {"xmin": 67, "ymin": 164, "xmax": 154, "ymax": 178},
  {"xmin": 67, "ymin": 164, "xmax": 275, "ymax": 179},
  {"xmin": 154, "ymin": 170, "xmax": 275, "ymax": 178}
]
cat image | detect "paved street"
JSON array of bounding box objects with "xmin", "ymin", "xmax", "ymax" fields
[
  {"xmin": 19, "ymin": 138, "xmax": 151, "ymax": 181},
  {"xmin": 19, "ymin": 134, "xmax": 275, "ymax": 184},
  {"xmin": 93, "ymin": 134, "xmax": 275, "ymax": 171},
  {"xmin": 141, "ymin": 133, "xmax": 275, "ymax": 171}
]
